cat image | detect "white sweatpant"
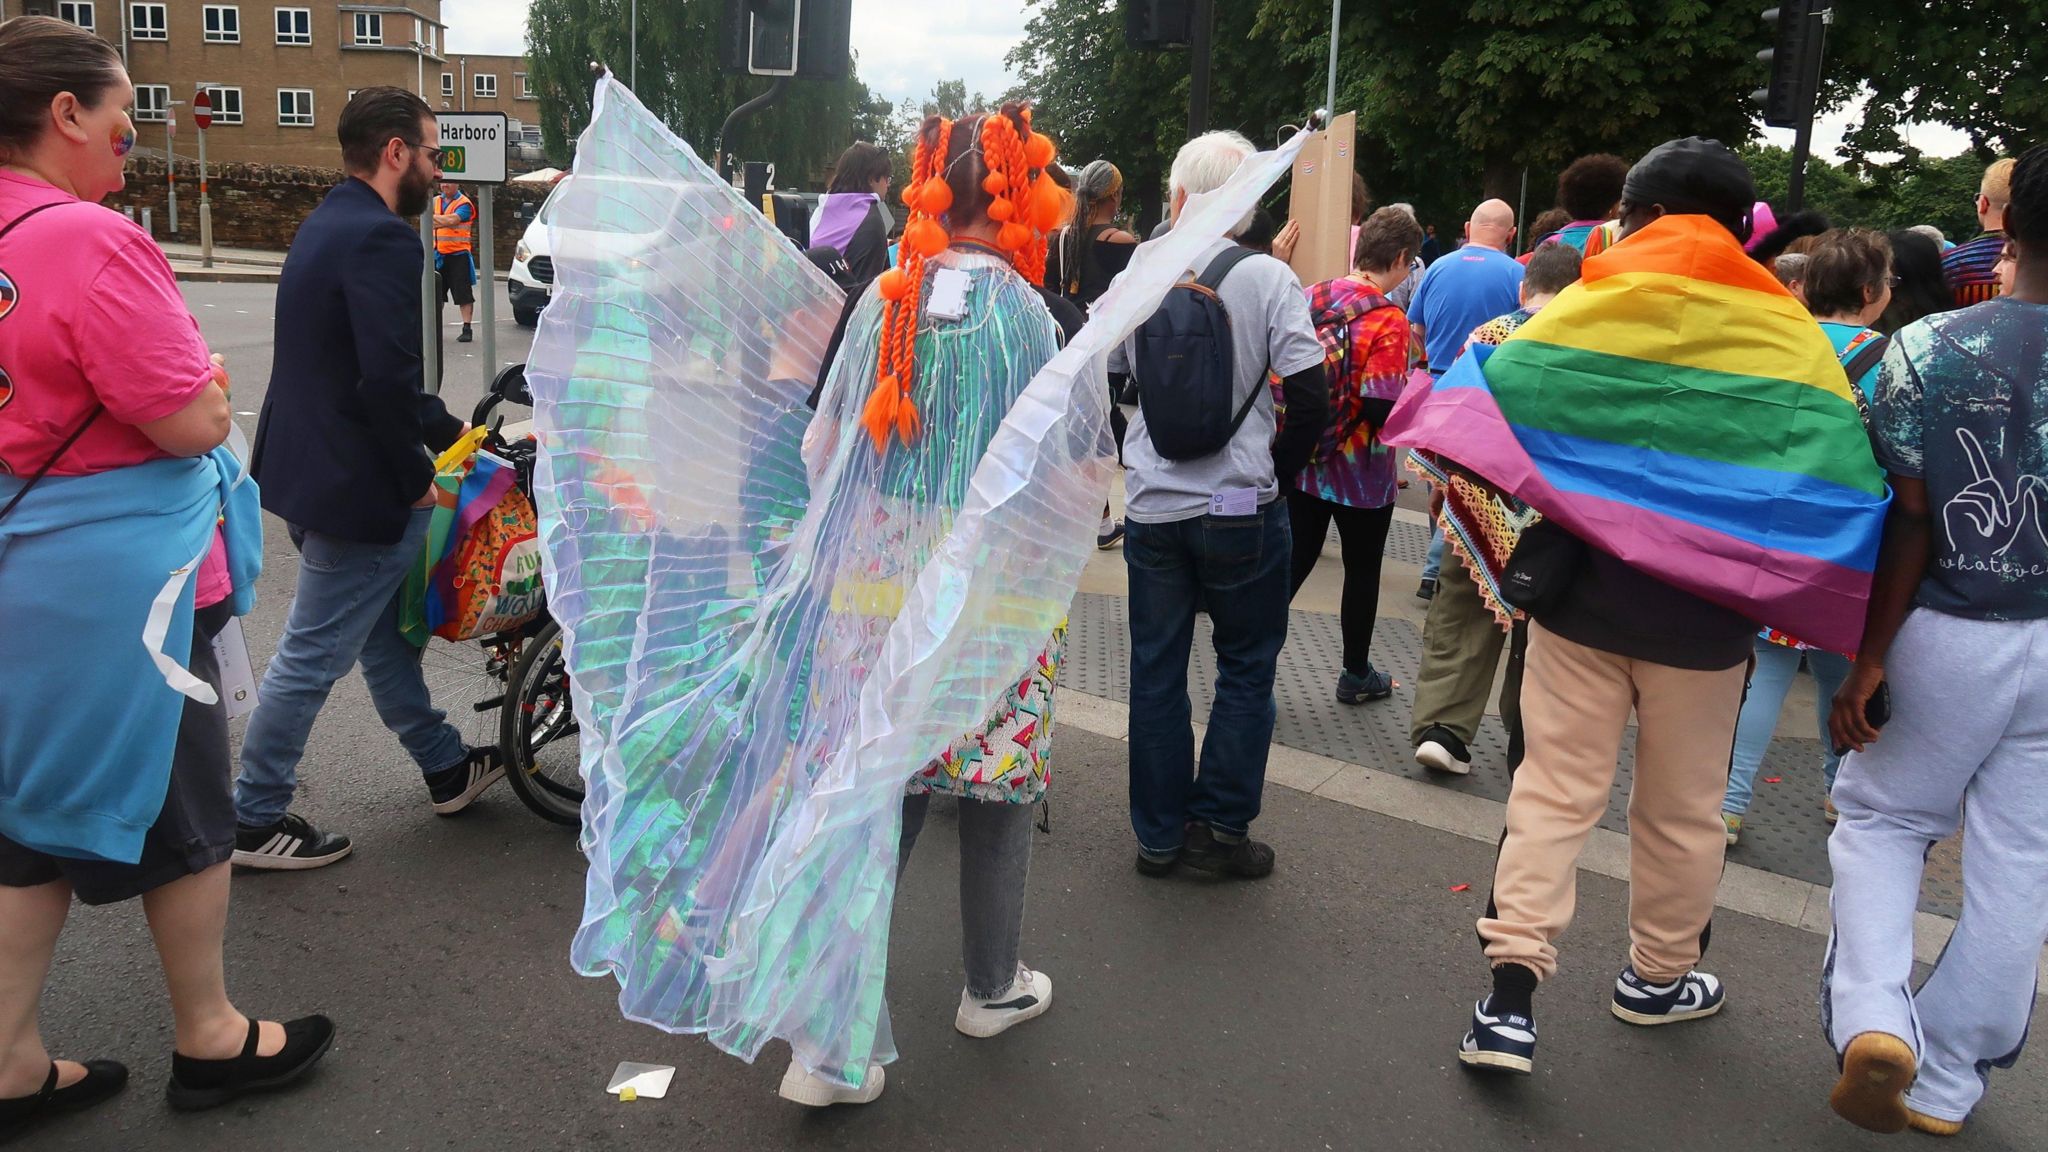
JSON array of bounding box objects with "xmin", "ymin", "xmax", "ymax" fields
[{"xmin": 1823, "ymin": 608, "xmax": 2048, "ymax": 1123}]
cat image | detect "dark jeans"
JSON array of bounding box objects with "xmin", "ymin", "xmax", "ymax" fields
[
  {"xmin": 1125, "ymin": 501, "xmax": 1292, "ymax": 854},
  {"xmin": 1285, "ymin": 489, "xmax": 1394, "ymax": 676}
]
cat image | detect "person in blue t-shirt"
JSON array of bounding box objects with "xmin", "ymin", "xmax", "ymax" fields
[{"xmin": 1406, "ymin": 200, "xmax": 1525, "ymax": 377}]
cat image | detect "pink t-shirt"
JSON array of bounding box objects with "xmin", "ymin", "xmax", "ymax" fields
[
  {"xmin": 0, "ymin": 171, "xmax": 230, "ymax": 606},
  {"xmin": 0, "ymin": 171, "xmax": 214, "ymax": 478}
]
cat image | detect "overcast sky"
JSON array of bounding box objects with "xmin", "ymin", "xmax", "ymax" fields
[{"xmin": 444, "ymin": 0, "xmax": 1973, "ymax": 162}]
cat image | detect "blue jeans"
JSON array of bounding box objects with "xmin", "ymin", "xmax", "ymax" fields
[
  {"xmin": 1422, "ymin": 524, "xmax": 1445, "ymax": 582},
  {"xmin": 1125, "ymin": 501, "xmax": 1291, "ymax": 854},
  {"xmin": 234, "ymin": 507, "xmax": 467, "ymax": 826},
  {"xmin": 1722, "ymin": 637, "xmax": 1851, "ymax": 816}
]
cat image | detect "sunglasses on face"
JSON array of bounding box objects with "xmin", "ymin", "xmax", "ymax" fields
[{"xmin": 402, "ymin": 140, "xmax": 446, "ymax": 166}]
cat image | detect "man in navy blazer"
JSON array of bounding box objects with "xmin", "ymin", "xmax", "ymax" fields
[{"xmin": 234, "ymin": 87, "xmax": 504, "ymax": 870}]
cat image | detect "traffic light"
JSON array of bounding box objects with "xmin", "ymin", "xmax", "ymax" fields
[
  {"xmin": 1752, "ymin": 3, "xmax": 1826, "ymax": 129},
  {"xmin": 1126, "ymin": 0, "xmax": 1192, "ymax": 48},
  {"xmin": 718, "ymin": 0, "xmax": 850, "ymax": 79}
]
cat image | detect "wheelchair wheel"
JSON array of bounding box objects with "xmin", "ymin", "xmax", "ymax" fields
[{"xmin": 499, "ymin": 617, "xmax": 584, "ymax": 826}]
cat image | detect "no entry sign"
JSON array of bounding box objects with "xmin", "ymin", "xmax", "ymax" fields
[{"xmin": 192, "ymin": 89, "xmax": 213, "ymax": 130}]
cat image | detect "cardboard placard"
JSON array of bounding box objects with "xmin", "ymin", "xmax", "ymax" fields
[{"xmin": 1285, "ymin": 111, "xmax": 1357, "ymax": 287}]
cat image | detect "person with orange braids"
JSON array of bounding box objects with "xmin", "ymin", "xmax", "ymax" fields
[{"xmin": 785, "ymin": 102, "xmax": 1076, "ymax": 1107}]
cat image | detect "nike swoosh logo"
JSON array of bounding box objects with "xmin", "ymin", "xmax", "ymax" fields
[{"xmin": 981, "ymin": 995, "xmax": 1038, "ymax": 1011}]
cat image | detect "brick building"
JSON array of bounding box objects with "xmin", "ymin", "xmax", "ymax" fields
[
  {"xmin": 434, "ymin": 51, "xmax": 544, "ymax": 156},
  {"xmin": 8, "ymin": 0, "xmax": 452, "ymax": 169}
]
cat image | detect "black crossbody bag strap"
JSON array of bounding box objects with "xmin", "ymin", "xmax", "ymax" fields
[{"xmin": 0, "ymin": 202, "xmax": 107, "ymax": 524}]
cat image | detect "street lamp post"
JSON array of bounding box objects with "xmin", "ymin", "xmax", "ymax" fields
[
  {"xmin": 630, "ymin": 0, "xmax": 637, "ymax": 89},
  {"xmin": 410, "ymin": 39, "xmax": 439, "ymax": 395}
]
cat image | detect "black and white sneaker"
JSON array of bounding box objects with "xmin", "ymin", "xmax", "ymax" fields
[
  {"xmin": 1458, "ymin": 996, "xmax": 1537, "ymax": 1074},
  {"xmin": 232, "ymin": 813, "xmax": 353, "ymax": 871},
  {"xmin": 955, "ymin": 966, "xmax": 1053, "ymax": 1038},
  {"xmin": 1415, "ymin": 724, "xmax": 1473, "ymax": 775},
  {"xmin": 1096, "ymin": 520, "xmax": 1127, "ymax": 550},
  {"xmin": 1611, "ymin": 966, "xmax": 1724, "ymax": 1026},
  {"xmin": 426, "ymin": 746, "xmax": 505, "ymax": 816}
]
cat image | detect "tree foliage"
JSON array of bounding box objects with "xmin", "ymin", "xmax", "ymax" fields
[
  {"xmin": 525, "ymin": 0, "xmax": 892, "ymax": 186},
  {"xmin": 1824, "ymin": 0, "xmax": 2045, "ymax": 165},
  {"xmin": 1740, "ymin": 145, "xmax": 1991, "ymax": 241}
]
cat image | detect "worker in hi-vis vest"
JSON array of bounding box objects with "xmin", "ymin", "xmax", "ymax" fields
[{"xmin": 432, "ymin": 181, "xmax": 478, "ymax": 342}]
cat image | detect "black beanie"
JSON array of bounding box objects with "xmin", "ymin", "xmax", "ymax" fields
[{"xmin": 1622, "ymin": 137, "xmax": 1757, "ymax": 242}]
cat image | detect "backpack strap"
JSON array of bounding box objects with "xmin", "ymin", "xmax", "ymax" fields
[
  {"xmin": 1841, "ymin": 333, "xmax": 1891, "ymax": 394},
  {"xmin": 1194, "ymin": 245, "xmax": 1267, "ymax": 444},
  {"xmin": 0, "ymin": 202, "xmax": 106, "ymax": 524}
]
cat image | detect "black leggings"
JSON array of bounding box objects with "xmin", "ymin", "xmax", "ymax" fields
[{"xmin": 1286, "ymin": 489, "xmax": 1395, "ymax": 677}]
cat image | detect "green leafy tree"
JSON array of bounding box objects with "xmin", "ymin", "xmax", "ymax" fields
[
  {"xmin": 1824, "ymin": 1, "xmax": 2045, "ymax": 164},
  {"xmin": 525, "ymin": 0, "xmax": 889, "ymax": 187}
]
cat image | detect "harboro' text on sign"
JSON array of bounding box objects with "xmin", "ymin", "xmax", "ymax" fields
[{"xmin": 436, "ymin": 112, "xmax": 509, "ymax": 184}]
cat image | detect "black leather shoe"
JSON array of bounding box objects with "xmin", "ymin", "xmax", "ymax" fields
[
  {"xmin": 166, "ymin": 1016, "xmax": 335, "ymax": 1112},
  {"xmin": 0, "ymin": 1060, "xmax": 127, "ymax": 1143}
]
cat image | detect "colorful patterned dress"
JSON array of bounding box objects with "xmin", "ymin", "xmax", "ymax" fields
[{"xmin": 1285, "ymin": 278, "xmax": 1409, "ymax": 507}]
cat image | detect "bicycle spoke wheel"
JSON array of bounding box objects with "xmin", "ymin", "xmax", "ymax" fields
[{"xmin": 501, "ymin": 618, "xmax": 585, "ymax": 825}]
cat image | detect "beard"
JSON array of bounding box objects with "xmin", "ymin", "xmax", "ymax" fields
[{"xmin": 396, "ymin": 165, "xmax": 433, "ymax": 217}]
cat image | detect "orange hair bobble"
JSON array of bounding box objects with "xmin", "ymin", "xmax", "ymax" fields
[
  {"xmin": 862, "ymin": 376, "xmax": 902, "ymax": 452},
  {"xmin": 1025, "ymin": 176, "xmax": 1065, "ymax": 232},
  {"xmin": 982, "ymin": 172, "xmax": 1008, "ymax": 196},
  {"xmin": 1023, "ymin": 132, "xmax": 1054, "ymax": 170},
  {"xmin": 919, "ymin": 177, "xmax": 953, "ymax": 216},
  {"xmin": 997, "ymin": 222, "xmax": 1032, "ymax": 251},
  {"xmin": 907, "ymin": 218, "xmax": 947, "ymax": 258},
  {"xmin": 986, "ymin": 198, "xmax": 1015, "ymax": 223},
  {"xmin": 877, "ymin": 267, "xmax": 908, "ymax": 302}
]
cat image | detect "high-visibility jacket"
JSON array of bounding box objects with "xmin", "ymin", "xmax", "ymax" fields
[{"xmin": 434, "ymin": 192, "xmax": 474, "ymax": 254}]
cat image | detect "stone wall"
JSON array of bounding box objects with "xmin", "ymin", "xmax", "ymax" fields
[{"xmin": 114, "ymin": 153, "xmax": 553, "ymax": 257}]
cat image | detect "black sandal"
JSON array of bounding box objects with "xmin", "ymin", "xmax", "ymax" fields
[
  {"xmin": 166, "ymin": 1016, "xmax": 335, "ymax": 1112},
  {"xmin": 0, "ymin": 1060, "xmax": 128, "ymax": 1143}
]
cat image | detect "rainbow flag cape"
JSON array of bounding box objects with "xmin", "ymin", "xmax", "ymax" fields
[{"xmin": 1382, "ymin": 214, "xmax": 1889, "ymax": 654}]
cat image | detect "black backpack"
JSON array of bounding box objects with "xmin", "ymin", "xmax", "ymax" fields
[{"xmin": 1131, "ymin": 245, "xmax": 1262, "ymax": 461}]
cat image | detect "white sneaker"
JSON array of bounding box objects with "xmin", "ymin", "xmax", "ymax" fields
[
  {"xmin": 955, "ymin": 966, "xmax": 1053, "ymax": 1038},
  {"xmin": 777, "ymin": 1058, "xmax": 884, "ymax": 1107},
  {"xmin": 1414, "ymin": 726, "xmax": 1473, "ymax": 776}
]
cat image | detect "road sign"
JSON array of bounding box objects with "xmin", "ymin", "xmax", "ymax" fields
[
  {"xmin": 192, "ymin": 88, "xmax": 212, "ymax": 130},
  {"xmin": 167, "ymin": 114, "xmax": 177, "ymax": 137},
  {"xmin": 437, "ymin": 112, "xmax": 509, "ymax": 184}
]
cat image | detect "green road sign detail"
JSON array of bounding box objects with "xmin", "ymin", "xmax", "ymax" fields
[{"xmin": 441, "ymin": 145, "xmax": 468, "ymax": 174}]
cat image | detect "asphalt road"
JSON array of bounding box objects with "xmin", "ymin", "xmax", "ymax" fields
[{"xmin": 24, "ymin": 283, "xmax": 2041, "ymax": 1151}]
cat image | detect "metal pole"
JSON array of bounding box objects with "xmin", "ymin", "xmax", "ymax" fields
[
  {"xmin": 712, "ymin": 76, "xmax": 789, "ymax": 179},
  {"xmin": 1515, "ymin": 166, "xmax": 1529, "ymax": 255},
  {"xmin": 421, "ymin": 207, "xmax": 440, "ymax": 394},
  {"xmin": 1188, "ymin": 0, "xmax": 1215, "ymax": 138},
  {"xmin": 629, "ymin": 0, "xmax": 637, "ymax": 90},
  {"xmin": 1324, "ymin": 0, "xmax": 1341, "ymax": 119},
  {"xmin": 477, "ymin": 185, "xmax": 496, "ymax": 390},
  {"xmin": 166, "ymin": 115, "xmax": 178, "ymax": 234},
  {"xmin": 197, "ymin": 126, "xmax": 212, "ymax": 268},
  {"xmin": 1788, "ymin": 6, "xmax": 1833, "ymax": 214}
]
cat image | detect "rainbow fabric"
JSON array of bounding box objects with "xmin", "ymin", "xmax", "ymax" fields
[{"xmin": 1382, "ymin": 214, "xmax": 1889, "ymax": 654}]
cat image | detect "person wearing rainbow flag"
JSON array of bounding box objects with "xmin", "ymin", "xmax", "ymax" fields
[
  {"xmin": 1822, "ymin": 145, "xmax": 2048, "ymax": 1138},
  {"xmin": 1382, "ymin": 138, "xmax": 1891, "ymax": 1077}
]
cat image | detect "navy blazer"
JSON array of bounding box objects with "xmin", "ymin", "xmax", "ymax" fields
[{"xmin": 251, "ymin": 178, "xmax": 464, "ymax": 544}]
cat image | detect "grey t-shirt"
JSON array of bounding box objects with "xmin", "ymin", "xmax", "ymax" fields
[{"xmin": 1112, "ymin": 240, "xmax": 1325, "ymax": 523}]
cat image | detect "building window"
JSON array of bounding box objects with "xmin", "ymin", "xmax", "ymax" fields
[
  {"xmin": 133, "ymin": 84, "xmax": 170, "ymax": 123},
  {"xmin": 130, "ymin": 2, "xmax": 166, "ymax": 39},
  {"xmin": 352, "ymin": 11, "xmax": 380, "ymax": 45},
  {"xmin": 274, "ymin": 7, "xmax": 308, "ymax": 43},
  {"xmin": 203, "ymin": 86, "xmax": 244, "ymax": 125},
  {"xmin": 58, "ymin": 0, "xmax": 93, "ymax": 30},
  {"xmin": 516, "ymin": 72, "xmax": 535, "ymax": 98},
  {"xmin": 473, "ymin": 73, "xmax": 497, "ymax": 99},
  {"xmin": 521, "ymin": 125, "xmax": 541, "ymax": 146},
  {"xmin": 277, "ymin": 88, "xmax": 313, "ymax": 127},
  {"xmin": 441, "ymin": 72, "xmax": 454, "ymax": 97},
  {"xmin": 202, "ymin": 4, "xmax": 239, "ymax": 42}
]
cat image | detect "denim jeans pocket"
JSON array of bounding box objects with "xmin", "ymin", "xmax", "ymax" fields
[
  {"xmin": 1124, "ymin": 520, "xmax": 1182, "ymax": 574},
  {"xmin": 297, "ymin": 531, "xmax": 359, "ymax": 575},
  {"xmin": 1200, "ymin": 513, "xmax": 1268, "ymax": 589}
]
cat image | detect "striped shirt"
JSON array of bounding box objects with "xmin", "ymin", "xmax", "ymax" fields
[{"xmin": 1942, "ymin": 232, "xmax": 2004, "ymax": 308}]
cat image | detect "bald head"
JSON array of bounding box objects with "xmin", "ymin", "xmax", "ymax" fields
[{"xmin": 1466, "ymin": 199, "xmax": 1516, "ymax": 251}]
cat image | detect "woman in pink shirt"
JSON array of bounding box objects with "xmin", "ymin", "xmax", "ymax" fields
[{"xmin": 0, "ymin": 18, "xmax": 330, "ymax": 1141}]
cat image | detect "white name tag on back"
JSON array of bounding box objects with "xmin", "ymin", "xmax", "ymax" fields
[
  {"xmin": 211, "ymin": 616, "xmax": 260, "ymax": 720},
  {"xmin": 926, "ymin": 268, "xmax": 972, "ymax": 321},
  {"xmin": 1209, "ymin": 488, "xmax": 1259, "ymax": 517}
]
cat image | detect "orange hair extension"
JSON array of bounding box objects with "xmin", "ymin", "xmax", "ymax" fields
[{"xmin": 861, "ymin": 106, "xmax": 1062, "ymax": 453}]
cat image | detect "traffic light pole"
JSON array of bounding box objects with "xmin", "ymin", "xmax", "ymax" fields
[
  {"xmin": 1787, "ymin": 6, "xmax": 1832, "ymax": 213},
  {"xmin": 1188, "ymin": 0, "xmax": 1215, "ymax": 138}
]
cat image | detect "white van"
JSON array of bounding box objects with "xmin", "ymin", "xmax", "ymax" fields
[{"xmin": 507, "ymin": 175, "xmax": 742, "ymax": 327}]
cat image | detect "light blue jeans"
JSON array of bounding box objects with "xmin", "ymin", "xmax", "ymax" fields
[
  {"xmin": 234, "ymin": 507, "xmax": 467, "ymax": 827},
  {"xmin": 1722, "ymin": 637, "xmax": 1851, "ymax": 816},
  {"xmin": 1422, "ymin": 524, "xmax": 1445, "ymax": 583}
]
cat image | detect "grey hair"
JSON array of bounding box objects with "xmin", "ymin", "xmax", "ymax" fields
[
  {"xmin": 1059, "ymin": 160, "xmax": 1126, "ymax": 296},
  {"xmin": 1389, "ymin": 201, "xmax": 1418, "ymax": 221},
  {"xmin": 1169, "ymin": 130, "xmax": 1257, "ymax": 236},
  {"xmin": 1907, "ymin": 223, "xmax": 1947, "ymax": 248}
]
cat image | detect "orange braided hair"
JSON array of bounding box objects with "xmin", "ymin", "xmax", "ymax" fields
[{"xmin": 861, "ymin": 103, "xmax": 1068, "ymax": 453}]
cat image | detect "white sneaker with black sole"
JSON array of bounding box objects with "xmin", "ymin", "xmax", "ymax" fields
[
  {"xmin": 1458, "ymin": 995, "xmax": 1537, "ymax": 1074},
  {"xmin": 777, "ymin": 1058, "xmax": 885, "ymax": 1106},
  {"xmin": 1611, "ymin": 966, "xmax": 1724, "ymax": 1025},
  {"xmin": 232, "ymin": 812, "xmax": 353, "ymax": 871},
  {"xmin": 427, "ymin": 746, "xmax": 506, "ymax": 816},
  {"xmin": 955, "ymin": 966, "xmax": 1053, "ymax": 1038},
  {"xmin": 1415, "ymin": 724, "xmax": 1473, "ymax": 775}
]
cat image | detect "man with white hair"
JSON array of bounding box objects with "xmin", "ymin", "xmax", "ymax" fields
[{"xmin": 1113, "ymin": 130, "xmax": 1329, "ymax": 880}]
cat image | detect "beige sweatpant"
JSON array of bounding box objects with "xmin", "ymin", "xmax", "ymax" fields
[{"xmin": 1479, "ymin": 622, "xmax": 1747, "ymax": 983}]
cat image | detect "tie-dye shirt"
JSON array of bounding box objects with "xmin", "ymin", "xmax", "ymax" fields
[
  {"xmin": 1872, "ymin": 297, "xmax": 2048, "ymax": 620},
  {"xmin": 1290, "ymin": 278, "xmax": 1409, "ymax": 508}
]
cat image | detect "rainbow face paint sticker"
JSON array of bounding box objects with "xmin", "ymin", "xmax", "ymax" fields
[
  {"xmin": 112, "ymin": 124, "xmax": 136, "ymax": 158},
  {"xmin": 0, "ymin": 268, "xmax": 16, "ymax": 323}
]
